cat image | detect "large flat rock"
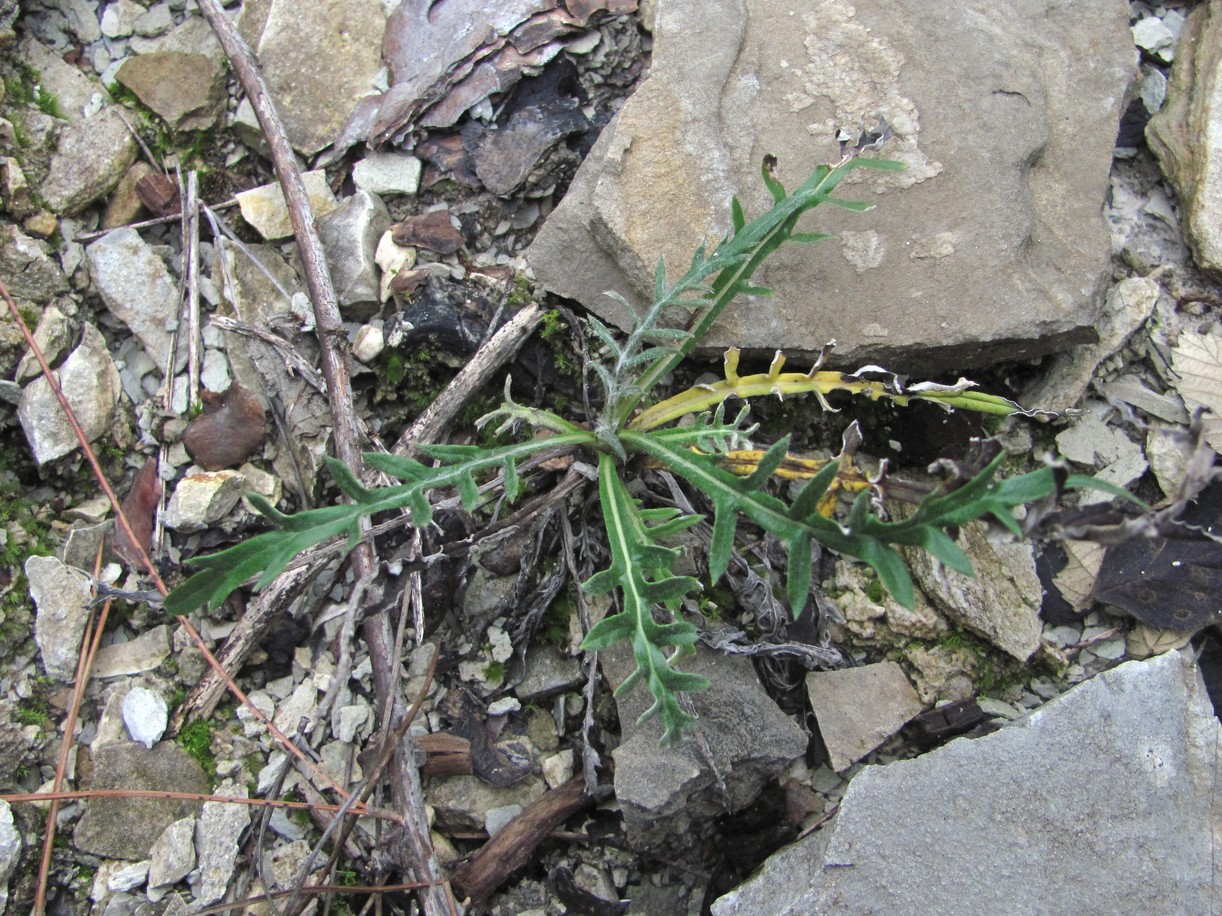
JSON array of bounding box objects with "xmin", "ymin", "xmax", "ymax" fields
[
  {"xmin": 713, "ymin": 651, "xmax": 1222, "ymax": 915},
  {"xmin": 1147, "ymin": 0, "xmax": 1222, "ymax": 273},
  {"xmin": 528, "ymin": 0, "xmax": 1135, "ymax": 373}
]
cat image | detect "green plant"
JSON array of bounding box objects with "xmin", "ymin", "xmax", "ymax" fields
[
  {"xmin": 34, "ymin": 87, "xmax": 61, "ymax": 119},
  {"xmin": 165, "ymin": 153, "xmax": 1074, "ymax": 744},
  {"xmin": 176, "ymin": 719, "xmax": 217, "ymax": 779}
]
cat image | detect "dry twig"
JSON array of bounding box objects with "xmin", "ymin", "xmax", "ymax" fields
[{"xmin": 193, "ymin": 3, "xmax": 454, "ymax": 910}]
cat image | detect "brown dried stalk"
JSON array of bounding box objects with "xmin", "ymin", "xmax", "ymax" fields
[{"xmin": 194, "ymin": 3, "xmax": 455, "ymax": 911}]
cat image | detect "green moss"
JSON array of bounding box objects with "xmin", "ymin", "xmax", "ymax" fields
[
  {"xmin": 176, "ymin": 719, "xmax": 217, "ymax": 780},
  {"xmin": 0, "ymin": 467, "xmax": 57, "ymax": 663},
  {"xmin": 863, "ymin": 571, "xmax": 887, "ymax": 604},
  {"xmin": 483, "ymin": 660, "xmax": 506, "ymax": 683},
  {"xmin": 539, "ymin": 308, "xmax": 563, "ymax": 341},
  {"xmin": 16, "ymin": 675, "xmax": 55, "ymax": 733},
  {"xmin": 3, "ymin": 66, "xmax": 36, "ymax": 106}
]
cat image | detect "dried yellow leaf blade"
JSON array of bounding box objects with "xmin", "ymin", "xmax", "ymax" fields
[
  {"xmin": 1052, "ymin": 540, "xmax": 1107, "ymax": 611},
  {"xmin": 1169, "ymin": 329, "xmax": 1222, "ymax": 452},
  {"xmin": 1126, "ymin": 623, "xmax": 1193, "ymax": 660}
]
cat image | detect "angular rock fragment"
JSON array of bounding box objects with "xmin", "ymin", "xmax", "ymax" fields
[
  {"xmin": 0, "ymin": 224, "xmax": 69, "ymax": 303},
  {"xmin": 115, "ymin": 51, "xmax": 226, "ymax": 131},
  {"xmin": 87, "ymin": 227, "xmax": 183, "ymax": 374},
  {"xmin": 0, "ymin": 800, "xmax": 20, "ymax": 914},
  {"xmin": 194, "ymin": 779, "xmax": 250, "ymax": 904},
  {"xmin": 146, "ymin": 817, "xmax": 196, "ymax": 901},
  {"xmin": 529, "ymin": 0, "xmax": 1135, "ymax": 373},
  {"xmin": 164, "ymin": 470, "xmax": 245, "ymax": 533},
  {"xmin": 91, "ymin": 624, "xmax": 172, "ymax": 678},
  {"xmin": 806, "ymin": 662, "xmax": 923, "ymax": 771},
  {"xmin": 17, "ymin": 324, "xmax": 122, "ymax": 465},
  {"xmin": 713, "ymin": 652, "xmax": 1222, "ymax": 916},
  {"xmin": 73, "ymin": 742, "xmax": 208, "ymax": 860},
  {"xmin": 603, "ymin": 644, "xmax": 807, "ymax": 849},
  {"xmin": 319, "ymin": 190, "xmax": 391, "ymax": 309},
  {"xmin": 27, "ymin": 555, "xmax": 93, "ymax": 681},
  {"xmin": 473, "ymin": 98, "xmax": 589, "ymax": 195},
  {"xmin": 122, "ymin": 686, "xmax": 168, "ymax": 749},
  {"xmin": 40, "ymin": 106, "xmax": 138, "ymax": 216},
  {"xmin": 237, "ymin": 0, "xmax": 387, "ymax": 155},
  {"xmin": 18, "ymin": 35, "xmax": 108, "ymax": 123},
  {"xmin": 904, "ymin": 520, "xmax": 1042, "ymax": 662},
  {"xmin": 352, "ymin": 152, "xmax": 422, "ymax": 196},
  {"xmin": 101, "ymin": 161, "xmax": 159, "ymax": 229},
  {"xmin": 391, "ymin": 209, "xmax": 465, "ymax": 254},
  {"xmin": 235, "ymin": 170, "xmax": 338, "ymax": 241}
]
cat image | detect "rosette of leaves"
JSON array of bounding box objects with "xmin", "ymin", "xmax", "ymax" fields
[{"xmin": 167, "ymin": 153, "xmax": 1061, "ymax": 745}]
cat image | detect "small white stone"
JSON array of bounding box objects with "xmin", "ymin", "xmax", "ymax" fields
[
  {"xmin": 541, "ymin": 749, "xmax": 575, "ymax": 788},
  {"xmin": 107, "ymin": 859, "xmax": 149, "ymax": 891},
  {"xmin": 235, "ymin": 690, "xmax": 275, "ymax": 738},
  {"xmin": 375, "ymin": 230, "xmax": 416, "ymax": 301},
  {"xmin": 352, "ymin": 324, "xmax": 385, "ymax": 363},
  {"xmin": 487, "ymin": 625, "xmax": 513, "ymax": 663},
  {"xmin": 101, "ymin": 0, "xmax": 145, "ymax": 38},
  {"xmin": 1132, "ymin": 17, "xmax": 1174, "ymax": 53},
  {"xmin": 352, "ymin": 152, "xmax": 422, "ymax": 196},
  {"xmin": 122, "ymin": 686, "xmax": 168, "ymax": 748},
  {"xmin": 1091, "ymin": 638, "xmax": 1127, "ymax": 661},
  {"xmin": 335, "ymin": 704, "xmax": 369, "ymax": 743}
]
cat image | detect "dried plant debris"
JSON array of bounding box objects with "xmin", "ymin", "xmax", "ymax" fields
[
  {"xmin": 182, "ymin": 383, "xmax": 268, "ymax": 471},
  {"xmin": 114, "ymin": 456, "xmax": 163, "ymax": 570},
  {"xmin": 330, "ymin": 0, "xmax": 638, "ymax": 155},
  {"xmin": 1169, "ymin": 327, "xmax": 1222, "ymax": 451},
  {"xmin": 1091, "ymin": 479, "xmax": 1222, "ymax": 632}
]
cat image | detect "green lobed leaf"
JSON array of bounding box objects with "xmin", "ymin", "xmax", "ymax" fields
[
  {"xmin": 579, "ymin": 454, "xmax": 706, "ymax": 744},
  {"xmin": 165, "ymin": 432, "xmax": 596, "ymax": 615}
]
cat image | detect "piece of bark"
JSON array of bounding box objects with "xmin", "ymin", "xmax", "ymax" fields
[
  {"xmin": 182, "ymin": 383, "xmax": 267, "ymax": 470},
  {"xmin": 417, "ymin": 733, "xmax": 473, "ymax": 777},
  {"xmin": 450, "ymin": 774, "xmax": 592, "ymax": 904},
  {"xmin": 135, "ymin": 172, "xmax": 181, "ymax": 218},
  {"xmin": 391, "ymin": 210, "xmax": 464, "ymax": 254},
  {"xmin": 113, "ymin": 456, "xmax": 162, "ymax": 569}
]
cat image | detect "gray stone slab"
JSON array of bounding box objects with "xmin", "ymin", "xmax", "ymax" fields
[
  {"xmin": 604, "ymin": 643, "xmax": 807, "ymax": 849},
  {"xmin": 806, "ymin": 661, "xmax": 923, "ymax": 771},
  {"xmin": 528, "ymin": 0, "xmax": 1135, "ymax": 374},
  {"xmin": 713, "ymin": 651, "xmax": 1222, "ymax": 916},
  {"xmin": 73, "ymin": 743, "xmax": 208, "ymax": 860}
]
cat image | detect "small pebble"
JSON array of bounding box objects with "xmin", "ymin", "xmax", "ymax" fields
[{"xmin": 122, "ymin": 687, "xmax": 168, "ymax": 749}]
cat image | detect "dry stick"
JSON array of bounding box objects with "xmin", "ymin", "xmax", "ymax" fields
[
  {"xmin": 283, "ymin": 641, "xmax": 442, "ymax": 916},
  {"xmin": 392, "ymin": 302, "xmax": 543, "ymax": 457},
  {"xmin": 449, "ymin": 774, "xmax": 595, "ymax": 904},
  {"xmin": 75, "ymin": 198, "xmax": 239, "ymax": 242},
  {"xmin": 2, "ymin": 788, "xmax": 399, "ymax": 820},
  {"xmin": 192, "ymin": 4, "xmax": 452, "ymax": 912},
  {"xmin": 183, "ymin": 169, "xmax": 202, "ymax": 405},
  {"xmin": 33, "ymin": 544, "xmax": 109, "ymax": 915}
]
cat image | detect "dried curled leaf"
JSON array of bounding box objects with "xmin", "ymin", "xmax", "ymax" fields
[{"xmin": 1170, "ymin": 329, "xmax": 1222, "ymax": 452}]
